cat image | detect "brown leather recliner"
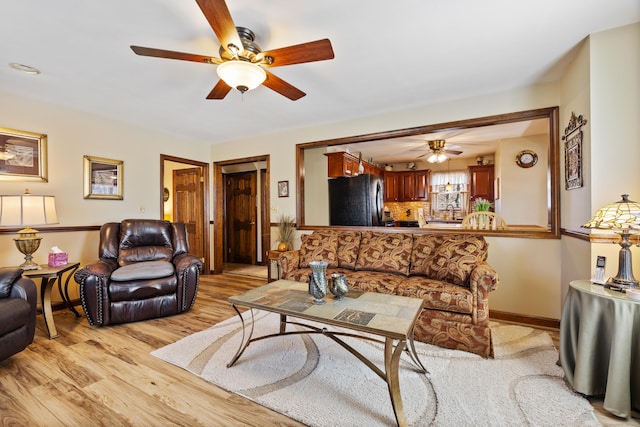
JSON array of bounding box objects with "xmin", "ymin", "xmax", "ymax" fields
[
  {"xmin": 74, "ymin": 219, "xmax": 203, "ymax": 326},
  {"xmin": 0, "ymin": 268, "xmax": 37, "ymax": 362}
]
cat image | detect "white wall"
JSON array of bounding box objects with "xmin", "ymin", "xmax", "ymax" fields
[
  {"xmin": 214, "ymin": 82, "xmax": 564, "ymax": 318},
  {"xmin": 0, "ymin": 90, "xmax": 210, "ymax": 303}
]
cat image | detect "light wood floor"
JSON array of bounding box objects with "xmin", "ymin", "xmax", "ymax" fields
[{"xmin": 1, "ymin": 273, "xmax": 637, "ymax": 426}]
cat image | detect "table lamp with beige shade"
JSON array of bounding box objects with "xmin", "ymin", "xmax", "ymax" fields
[
  {"xmin": 0, "ymin": 189, "xmax": 58, "ymax": 270},
  {"xmin": 582, "ymin": 194, "xmax": 640, "ymax": 289}
]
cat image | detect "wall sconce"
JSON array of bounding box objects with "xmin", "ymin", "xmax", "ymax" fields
[
  {"xmin": 0, "ymin": 189, "xmax": 58, "ymax": 270},
  {"xmin": 582, "ymin": 194, "xmax": 640, "ymax": 289}
]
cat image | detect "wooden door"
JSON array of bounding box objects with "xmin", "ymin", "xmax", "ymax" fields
[
  {"xmin": 173, "ymin": 167, "xmax": 204, "ymax": 259},
  {"xmin": 225, "ymin": 171, "xmax": 257, "ymax": 264}
]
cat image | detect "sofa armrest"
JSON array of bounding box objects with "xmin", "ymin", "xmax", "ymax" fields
[
  {"xmin": 276, "ymin": 250, "xmax": 300, "ymax": 279},
  {"xmin": 469, "ymin": 262, "xmax": 499, "ymax": 324}
]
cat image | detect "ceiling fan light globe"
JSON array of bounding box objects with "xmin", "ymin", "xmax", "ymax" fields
[
  {"xmin": 217, "ymin": 61, "xmax": 266, "ymax": 93},
  {"xmin": 427, "ymin": 152, "xmax": 448, "ymax": 163}
]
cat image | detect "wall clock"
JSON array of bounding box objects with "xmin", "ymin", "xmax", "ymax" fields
[{"xmin": 516, "ymin": 150, "xmax": 538, "ymax": 168}]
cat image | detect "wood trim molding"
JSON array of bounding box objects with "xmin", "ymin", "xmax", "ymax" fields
[
  {"xmin": 561, "ymin": 228, "xmax": 590, "ymax": 242},
  {"xmin": 490, "ymin": 310, "xmax": 560, "ymax": 330},
  {"xmin": 0, "ymin": 225, "xmax": 101, "ymax": 234}
]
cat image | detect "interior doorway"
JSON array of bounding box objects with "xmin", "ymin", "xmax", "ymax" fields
[
  {"xmin": 213, "ymin": 155, "xmax": 270, "ymax": 275},
  {"xmin": 160, "ymin": 154, "xmax": 210, "ymax": 272}
]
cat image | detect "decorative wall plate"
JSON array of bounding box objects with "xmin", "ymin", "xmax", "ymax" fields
[{"xmin": 516, "ymin": 150, "xmax": 538, "ymax": 168}]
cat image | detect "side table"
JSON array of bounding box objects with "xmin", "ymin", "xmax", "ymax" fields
[
  {"xmin": 23, "ymin": 262, "xmax": 81, "ymax": 339},
  {"xmin": 267, "ymin": 250, "xmax": 282, "ymax": 283},
  {"xmin": 560, "ymin": 279, "xmax": 640, "ymax": 418}
]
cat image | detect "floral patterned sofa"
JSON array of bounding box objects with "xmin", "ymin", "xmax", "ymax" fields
[{"xmin": 276, "ymin": 230, "xmax": 499, "ymax": 357}]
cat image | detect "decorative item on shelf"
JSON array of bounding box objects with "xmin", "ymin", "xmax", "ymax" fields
[
  {"xmin": 275, "ymin": 214, "xmax": 296, "ymax": 251},
  {"xmin": 329, "ymin": 273, "xmax": 348, "ymax": 299},
  {"xmin": 582, "ymin": 194, "xmax": 640, "ymax": 289},
  {"xmin": 308, "ymin": 261, "xmax": 328, "ymax": 304},
  {"xmin": 0, "ymin": 188, "xmax": 58, "ymax": 270},
  {"xmin": 357, "ymin": 152, "xmax": 364, "ymax": 175}
]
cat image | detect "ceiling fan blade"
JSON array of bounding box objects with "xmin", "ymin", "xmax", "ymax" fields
[
  {"xmin": 263, "ymin": 71, "xmax": 306, "ymax": 100},
  {"xmin": 130, "ymin": 46, "xmax": 221, "ymax": 64},
  {"xmin": 195, "ymin": 0, "xmax": 243, "ymax": 55},
  {"xmin": 261, "ymin": 39, "xmax": 334, "ymax": 67},
  {"xmin": 206, "ymin": 79, "xmax": 232, "ymax": 99},
  {"xmin": 444, "ymin": 149, "xmax": 463, "ymax": 155}
]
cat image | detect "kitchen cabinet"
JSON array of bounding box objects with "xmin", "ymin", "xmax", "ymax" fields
[
  {"xmin": 325, "ymin": 152, "xmax": 383, "ymax": 178},
  {"xmin": 468, "ymin": 165, "xmax": 494, "ymax": 201},
  {"xmin": 384, "ymin": 170, "xmax": 429, "ymax": 202},
  {"xmin": 384, "ymin": 171, "xmax": 401, "ymax": 201}
]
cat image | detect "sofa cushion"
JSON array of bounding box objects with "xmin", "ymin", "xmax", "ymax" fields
[
  {"xmin": 337, "ymin": 231, "xmax": 361, "ymax": 269},
  {"xmin": 111, "ymin": 260, "xmax": 175, "ymax": 282},
  {"xmin": 409, "ymin": 234, "xmax": 448, "ymax": 276},
  {"xmin": 299, "ymin": 230, "xmax": 339, "ymax": 268},
  {"xmin": 355, "ymin": 231, "xmax": 413, "ymax": 276},
  {"xmin": 426, "ymin": 235, "xmax": 488, "ymax": 287},
  {"xmin": 400, "ymin": 276, "xmax": 474, "ymax": 314}
]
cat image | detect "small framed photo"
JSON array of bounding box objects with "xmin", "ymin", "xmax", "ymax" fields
[
  {"xmin": 0, "ymin": 127, "xmax": 48, "ymax": 182},
  {"xmin": 84, "ymin": 155, "xmax": 124, "ymax": 200},
  {"xmin": 278, "ymin": 180, "xmax": 289, "ymax": 198}
]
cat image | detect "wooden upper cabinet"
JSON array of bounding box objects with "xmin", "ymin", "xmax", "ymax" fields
[
  {"xmin": 384, "ymin": 171, "xmax": 400, "ymax": 202},
  {"xmin": 413, "ymin": 170, "xmax": 429, "ymax": 201},
  {"xmin": 384, "ymin": 170, "xmax": 429, "ymax": 202},
  {"xmin": 468, "ymin": 165, "xmax": 494, "ymax": 201},
  {"xmin": 325, "ymin": 152, "xmax": 383, "ymax": 178}
]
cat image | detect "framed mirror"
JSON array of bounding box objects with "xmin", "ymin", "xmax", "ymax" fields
[{"xmin": 296, "ymin": 107, "xmax": 560, "ymax": 238}]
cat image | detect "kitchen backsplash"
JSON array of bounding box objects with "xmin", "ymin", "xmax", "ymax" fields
[{"xmin": 385, "ymin": 201, "xmax": 430, "ymax": 220}]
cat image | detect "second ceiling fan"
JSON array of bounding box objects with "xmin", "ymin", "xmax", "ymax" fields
[{"xmin": 130, "ymin": 0, "xmax": 335, "ymax": 100}]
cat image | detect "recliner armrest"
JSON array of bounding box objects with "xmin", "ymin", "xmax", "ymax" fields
[
  {"xmin": 74, "ymin": 259, "xmax": 118, "ymax": 283},
  {"xmin": 173, "ymin": 253, "xmax": 203, "ymax": 274}
]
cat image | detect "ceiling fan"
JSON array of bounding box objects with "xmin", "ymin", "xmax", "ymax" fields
[
  {"xmin": 130, "ymin": 0, "xmax": 335, "ymax": 100},
  {"xmin": 416, "ymin": 139, "xmax": 463, "ymax": 162}
]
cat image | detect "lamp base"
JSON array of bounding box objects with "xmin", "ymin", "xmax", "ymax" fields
[{"xmin": 19, "ymin": 259, "xmax": 41, "ymax": 270}]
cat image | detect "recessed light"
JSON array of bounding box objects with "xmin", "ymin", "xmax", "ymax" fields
[{"xmin": 9, "ymin": 63, "xmax": 40, "ymax": 75}]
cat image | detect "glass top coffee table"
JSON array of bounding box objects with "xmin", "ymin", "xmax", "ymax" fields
[{"xmin": 228, "ymin": 279, "xmax": 427, "ymax": 427}]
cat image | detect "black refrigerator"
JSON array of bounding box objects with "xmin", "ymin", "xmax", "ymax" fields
[{"xmin": 328, "ymin": 174, "xmax": 384, "ymax": 226}]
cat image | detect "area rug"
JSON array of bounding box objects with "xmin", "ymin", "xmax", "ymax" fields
[{"xmin": 151, "ymin": 312, "xmax": 599, "ymax": 427}]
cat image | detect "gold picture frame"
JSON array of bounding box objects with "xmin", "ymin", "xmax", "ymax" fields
[
  {"xmin": 0, "ymin": 127, "xmax": 48, "ymax": 182},
  {"xmin": 83, "ymin": 155, "xmax": 123, "ymax": 200}
]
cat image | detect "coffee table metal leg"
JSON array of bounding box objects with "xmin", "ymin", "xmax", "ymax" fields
[
  {"xmin": 227, "ymin": 305, "xmax": 255, "ymax": 368},
  {"xmin": 385, "ymin": 337, "xmax": 408, "ymax": 427},
  {"xmin": 279, "ymin": 314, "xmax": 287, "ymax": 333},
  {"xmin": 407, "ymin": 331, "xmax": 428, "ymax": 374}
]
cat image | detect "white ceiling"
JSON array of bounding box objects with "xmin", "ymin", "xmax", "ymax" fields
[{"xmin": 1, "ymin": 1, "xmax": 638, "ymax": 145}]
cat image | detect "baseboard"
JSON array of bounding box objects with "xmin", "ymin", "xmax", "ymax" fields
[{"xmin": 489, "ymin": 310, "xmax": 559, "ymax": 330}]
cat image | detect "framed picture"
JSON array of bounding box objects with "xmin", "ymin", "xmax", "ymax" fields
[
  {"xmin": 278, "ymin": 180, "xmax": 289, "ymax": 198},
  {"xmin": 83, "ymin": 155, "xmax": 124, "ymax": 199},
  {"xmin": 0, "ymin": 127, "xmax": 48, "ymax": 182},
  {"xmin": 565, "ymin": 131, "xmax": 583, "ymax": 190}
]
